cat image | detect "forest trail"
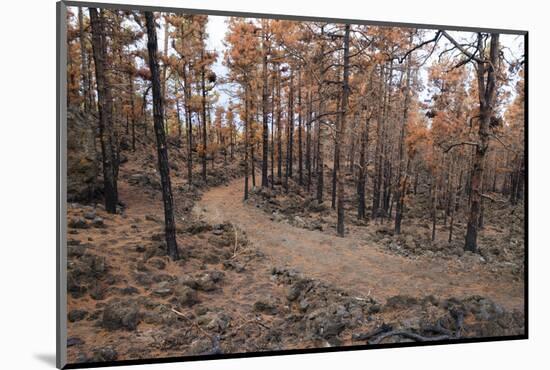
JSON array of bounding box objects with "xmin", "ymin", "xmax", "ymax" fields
[{"xmin": 195, "ymin": 177, "xmax": 524, "ymax": 311}]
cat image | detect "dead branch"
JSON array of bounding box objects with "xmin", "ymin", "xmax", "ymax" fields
[
  {"xmin": 481, "ymin": 193, "xmax": 506, "ymax": 203},
  {"xmin": 442, "ymin": 141, "xmax": 479, "ymax": 153},
  {"xmin": 369, "ymin": 330, "xmax": 451, "ymax": 344},
  {"xmin": 490, "ymin": 133, "xmax": 519, "ymax": 154},
  {"xmin": 232, "ymin": 223, "xmax": 239, "ymax": 257},
  {"xmin": 352, "ymin": 323, "xmax": 393, "ymax": 341},
  {"xmin": 171, "ymin": 307, "xmax": 213, "ymax": 340},
  {"xmin": 398, "ymin": 31, "xmax": 441, "ymax": 63},
  {"xmin": 439, "ymin": 30, "xmax": 485, "ymax": 64}
]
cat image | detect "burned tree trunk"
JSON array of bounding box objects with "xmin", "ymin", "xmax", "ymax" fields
[
  {"xmin": 89, "ymin": 8, "xmax": 118, "ymax": 214},
  {"xmin": 464, "ymin": 33, "xmax": 499, "ymax": 253},
  {"xmin": 244, "ymin": 84, "xmax": 250, "ymax": 200},
  {"xmin": 298, "ymin": 70, "xmax": 303, "ymax": 186},
  {"xmin": 78, "ymin": 7, "xmax": 91, "ymax": 111},
  {"xmin": 285, "ymin": 70, "xmax": 295, "ymax": 191},
  {"xmin": 261, "ymin": 32, "xmax": 269, "ymax": 188},
  {"xmin": 332, "ymin": 95, "xmax": 341, "ymax": 210},
  {"xmin": 336, "ymin": 24, "xmax": 351, "ymax": 237},
  {"xmin": 200, "ymin": 45, "xmax": 208, "ymax": 184},
  {"xmin": 271, "ymin": 72, "xmax": 276, "ymax": 189},
  {"xmin": 306, "ymin": 89, "xmax": 313, "ymax": 192},
  {"xmin": 182, "ymin": 65, "xmax": 193, "ymax": 185},
  {"xmin": 357, "ymin": 114, "xmax": 370, "ymax": 220},
  {"xmin": 394, "ymin": 52, "xmax": 412, "ymax": 235},
  {"xmin": 129, "ymin": 73, "xmax": 136, "ymax": 151},
  {"xmin": 145, "ymin": 11, "xmax": 179, "ymax": 260},
  {"xmin": 276, "ymin": 64, "xmax": 283, "ymax": 182}
]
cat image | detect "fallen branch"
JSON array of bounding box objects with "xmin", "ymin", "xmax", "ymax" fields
[
  {"xmin": 481, "ymin": 193, "xmax": 506, "ymax": 203},
  {"xmin": 171, "ymin": 307, "xmax": 213, "ymax": 340},
  {"xmin": 352, "ymin": 323, "xmax": 393, "ymax": 341},
  {"xmin": 232, "ymin": 312, "xmax": 271, "ymax": 332},
  {"xmin": 369, "ymin": 330, "xmax": 451, "ymax": 344},
  {"xmin": 232, "ymin": 223, "xmax": 239, "ymax": 257}
]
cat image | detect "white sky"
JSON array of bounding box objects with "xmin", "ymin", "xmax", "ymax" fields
[{"xmin": 201, "ymin": 17, "xmax": 524, "ymax": 111}]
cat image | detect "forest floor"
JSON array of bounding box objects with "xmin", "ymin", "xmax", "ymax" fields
[
  {"xmin": 196, "ymin": 177, "xmax": 524, "ymax": 311},
  {"xmin": 66, "ymin": 149, "xmax": 525, "ymax": 364}
]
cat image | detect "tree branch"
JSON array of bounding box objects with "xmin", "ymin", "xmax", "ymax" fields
[{"xmin": 442, "ymin": 141, "xmax": 479, "ymax": 153}]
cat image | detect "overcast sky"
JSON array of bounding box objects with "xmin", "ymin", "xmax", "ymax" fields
[{"xmin": 202, "ymin": 15, "xmax": 525, "ymax": 110}]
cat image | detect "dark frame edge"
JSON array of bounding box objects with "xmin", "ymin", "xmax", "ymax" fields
[
  {"xmin": 523, "ymin": 32, "xmax": 529, "ymax": 339},
  {"xmin": 61, "ymin": 0, "xmax": 527, "ymax": 35},
  {"xmin": 62, "ymin": 334, "xmax": 528, "ymax": 369},
  {"xmin": 57, "ymin": 1, "xmax": 69, "ymax": 369}
]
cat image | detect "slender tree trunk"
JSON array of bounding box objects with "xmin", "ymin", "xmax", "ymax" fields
[
  {"xmin": 261, "ymin": 31, "xmax": 269, "ymax": 188},
  {"xmin": 285, "ymin": 70, "xmax": 294, "ymax": 192},
  {"xmin": 394, "ymin": 52, "xmax": 412, "ymax": 235},
  {"xmin": 78, "ymin": 7, "xmax": 90, "ymax": 111},
  {"xmin": 464, "ymin": 34, "xmax": 499, "ymax": 253},
  {"xmin": 316, "ymin": 39, "xmax": 326, "ymax": 203},
  {"xmin": 357, "ymin": 114, "xmax": 370, "ymax": 220},
  {"xmin": 298, "ymin": 70, "xmax": 303, "ymax": 186},
  {"xmin": 129, "ymin": 74, "xmax": 136, "ymax": 151},
  {"xmin": 145, "ymin": 11, "xmax": 179, "ymax": 260},
  {"xmin": 372, "ymin": 64, "xmax": 388, "ymax": 219},
  {"xmin": 332, "ymin": 96, "xmax": 341, "ymax": 210},
  {"xmin": 276, "ymin": 64, "xmax": 283, "ymax": 182},
  {"xmin": 174, "ymin": 82, "xmax": 182, "ymax": 143},
  {"xmin": 200, "ymin": 45, "xmax": 208, "ymax": 184},
  {"xmin": 287, "ymin": 70, "xmax": 295, "ymax": 186},
  {"xmin": 431, "ymin": 177, "xmax": 437, "ymax": 242},
  {"xmin": 89, "ymin": 8, "xmax": 118, "ymax": 214},
  {"xmin": 244, "ymin": 84, "xmax": 250, "ymax": 200},
  {"xmin": 336, "ymin": 24, "xmax": 351, "ymax": 237},
  {"xmin": 162, "ymin": 15, "xmax": 169, "ymax": 134},
  {"xmin": 306, "ymin": 88, "xmax": 312, "ymax": 192},
  {"xmin": 271, "ymin": 73, "xmax": 275, "ymax": 189}
]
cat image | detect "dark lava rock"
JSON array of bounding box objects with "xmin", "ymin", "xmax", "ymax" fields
[
  {"xmin": 92, "ymin": 217, "xmax": 105, "ymax": 228},
  {"xmin": 90, "ymin": 285, "xmax": 106, "ymax": 300},
  {"xmin": 306, "ymin": 309, "xmax": 346, "ymax": 341},
  {"xmin": 69, "ymin": 217, "xmax": 89, "ymax": 229},
  {"xmin": 185, "ymin": 221, "xmax": 213, "ymax": 235},
  {"xmin": 68, "ymin": 244, "xmax": 87, "ymax": 258},
  {"xmin": 171, "ymin": 285, "xmax": 198, "ymax": 308},
  {"xmin": 152, "ymin": 281, "xmax": 174, "ymax": 297},
  {"xmin": 83, "ymin": 211, "xmax": 96, "ymax": 220},
  {"xmin": 286, "ymin": 278, "xmax": 312, "ymax": 302},
  {"xmin": 67, "ymin": 337, "xmax": 84, "ymax": 347},
  {"xmin": 147, "ymin": 257, "xmax": 167, "ymax": 270},
  {"xmin": 253, "ymin": 299, "xmax": 279, "ymax": 315},
  {"xmin": 195, "ymin": 271, "xmax": 225, "ymax": 291},
  {"xmin": 92, "ymin": 347, "xmax": 118, "ymax": 362},
  {"xmin": 68, "ymin": 309, "xmax": 88, "ymax": 322},
  {"xmin": 102, "ymin": 300, "xmax": 140, "ymax": 331},
  {"xmin": 384, "ymin": 295, "xmax": 419, "ymax": 309},
  {"xmin": 189, "ymin": 339, "xmax": 212, "ymax": 355},
  {"xmin": 199, "ymin": 312, "xmax": 231, "ymax": 332},
  {"xmin": 120, "ymin": 286, "xmax": 139, "ymax": 295},
  {"xmin": 222, "ymin": 260, "xmax": 245, "ymax": 272}
]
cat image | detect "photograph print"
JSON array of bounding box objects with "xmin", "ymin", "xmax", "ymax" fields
[{"xmin": 59, "ymin": 1, "xmax": 527, "ymax": 367}]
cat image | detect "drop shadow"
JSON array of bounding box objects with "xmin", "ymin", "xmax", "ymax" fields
[{"xmin": 34, "ymin": 353, "xmax": 57, "ymax": 367}]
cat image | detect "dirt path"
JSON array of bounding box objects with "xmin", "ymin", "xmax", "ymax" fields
[{"xmin": 195, "ymin": 177, "xmax": 524, "ymax": 311}]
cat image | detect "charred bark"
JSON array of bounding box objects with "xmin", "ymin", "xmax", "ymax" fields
[{"xmin": 145, "ymin": 11, "xmax": 179, "ymax": 260}]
